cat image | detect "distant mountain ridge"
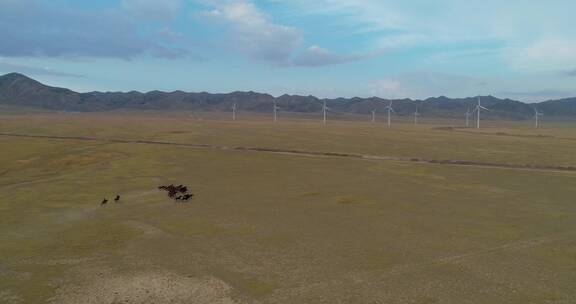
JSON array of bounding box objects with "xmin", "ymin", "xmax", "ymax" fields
[{"xmin": 1, "ymin": 72, "xmax": 576, "ymax": 119}]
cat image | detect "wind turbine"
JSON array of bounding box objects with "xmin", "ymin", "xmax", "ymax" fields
[
  {"xmin": 413, "ymin": 106, "xmax": 420, "ymax": 125},
  {"xmin": 232, "ymin": 102, "xmax": 237, "ymax": 121},
  {"xmin": 465, "ymin": 107, "xmax": 471, "ymax": 128},
  {"xmin": 322, "ymin": 100, "xmax": 330, "ymax": 125},
  {"xmin": 534, "ymin": 108, "xmax": 543, "ymax": 128},
  {"xmin": 371, "ymin": 109, "xmax": 376, "ymax": 123},
  {"xmin": 273, "ymin": 100, "xmax": 280, "ymax": 123},
  {"xmin": 472, "ymin": 97, "xmax": 489, "ymax": 129},
  {"xmin": 385, "ymin": 101, "xmax": 396, "ymax": 128}
]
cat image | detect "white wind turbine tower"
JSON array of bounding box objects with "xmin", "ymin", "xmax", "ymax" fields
[
  {"xmin": 371, "ymin": 109, "xmax": 376, "ymax": 123},
  {"xmin": 385, "ymin": 101, "xmax": 396, "ymax": 128},
  {"xmin": 413, "ymin": 106, "xmax": 420, "ymax": 125},
  {"xmin": 232, "ymin": 102, "xmax": 237, "ymax": 121},
  {"xmin": 465, "ymin": 107, "xmax": 471, "ymax": 128},
  {"xmin": 472, "ymin": 97, "xmax": 489, "ymax": 129},
  {"xmin": 322, "ymin": 100, "xmax": 330, "ymax": 125},
  {"xmin": 273, "ymin": 100, "xmax": 280, "ymax": 123},
  {"xmin": 534, "ymin": 108, "xmax": 543, "ymax": 128}
]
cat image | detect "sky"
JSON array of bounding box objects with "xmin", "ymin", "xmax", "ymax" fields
[{"xmin": 1, "ymin": 0, "xmax": 576, "ymax": 102}]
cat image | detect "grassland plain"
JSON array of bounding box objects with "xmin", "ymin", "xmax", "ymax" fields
[{"xmin": 1, "ymin": 112, "xmax": 576, "ymax": 303}]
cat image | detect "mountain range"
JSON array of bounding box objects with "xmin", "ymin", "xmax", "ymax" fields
[{"xmin": 1, "ymin": 72, "xmax": 576, "ymax": 119}]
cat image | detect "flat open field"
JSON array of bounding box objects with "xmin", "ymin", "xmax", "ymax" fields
[{"xmin": 1, "ymin": 112, "xmax": 576, "ymax": 303}]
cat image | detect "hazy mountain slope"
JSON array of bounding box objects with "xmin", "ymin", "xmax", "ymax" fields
[{"xmin": 1, "ymin": 73, "xmax": 574, "ymax": 119}]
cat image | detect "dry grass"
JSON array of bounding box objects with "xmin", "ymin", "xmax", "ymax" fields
[{"xmin": 1, "ymin": 112, "xmax": 576, "ymax": 303}]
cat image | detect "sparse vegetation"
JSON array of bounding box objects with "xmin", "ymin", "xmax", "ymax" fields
[{"xmin": 1, "ymin": 112, "xmax": 576, "ymax": 303}]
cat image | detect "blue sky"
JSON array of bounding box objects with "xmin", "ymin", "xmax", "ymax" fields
[{"xmin": 1, "ymin": 0, "xmax": 576, "ymax": 102}]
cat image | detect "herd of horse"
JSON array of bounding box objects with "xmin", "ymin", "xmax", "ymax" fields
[
  {"xmin": 100, "ymin": 195, "xmax": 120, "ymax": 206},
  {"xmin": 158, "ymin": 184, "xmax": 194, "ymax": 202},
  {"xmin": 100, "ymin": 185, "xmax": 194, "ymax": 206}
]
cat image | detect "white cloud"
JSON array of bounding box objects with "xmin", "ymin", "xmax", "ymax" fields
[
  {"xmin": 506, "ymin": 39, "xmax": 576, "ymax": 72},
  {"xmin": 370, "ymin": 79, "xmax": 411, "ymax": 99},
  {"xmin": 293, "ymin": 46, "xmax": 342, "ymax": 66},
  {"xmin": 199, "ymin": 0, "xmax": 302, "ymax": 63},
  {"xmin": 370, "ymin": 72, "xmax": 487, "ymax": 99},
  {"xmin": 0, "ymin": 59, "xmax": 83, "ymax": 77},
  {"xmin": 122, "ymin": 0, "xmax": 181, "ymax": 21},
  {"xmin": 271, "ymin": 0, "xmax": 576, "ymax": 72},
  {"xmin": 291, "ymin": 45, "xmax": 376, "ymax": 67},
  {"xmin": 279, "ymin": 0, "xmax": 405, "ymax": 33},
  {"xmin": 156, "ymin": 27, "xmax": 187, "ymax": 44}
]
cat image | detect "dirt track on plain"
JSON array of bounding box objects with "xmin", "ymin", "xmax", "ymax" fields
[{"xmin": 1, "ymin": 132, "xmax": 575, "ymax": 173}]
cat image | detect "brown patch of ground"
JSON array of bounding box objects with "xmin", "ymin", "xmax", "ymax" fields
[{"xmin": 51, "ymin": 271, "xmax": 240, "ymax": 304}]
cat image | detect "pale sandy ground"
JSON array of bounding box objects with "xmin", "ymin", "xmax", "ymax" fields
[{"xmin": 50, "ymin": 270, "xmax": 239, "ymax": 304}]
